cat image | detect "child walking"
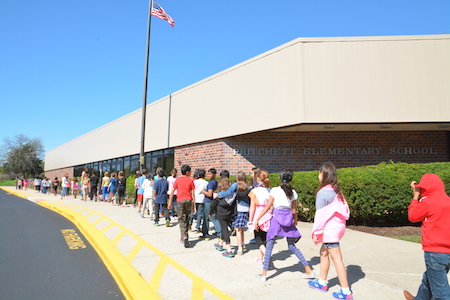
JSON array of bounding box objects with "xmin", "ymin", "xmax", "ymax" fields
[
  {"xmin": 211, "ymin": 176, "xmax": 237, "ymax": 258},
  {"xmin": 248, "ymin": 170, "xmax": 271, "ymax": 264},
  {"xmin": 255, "ymin": 169, "xmax": 314, "ymax": 281},
  {"xmin": 141, "ymin": 172, "xmax": 155, "ymax": 218},
  {"xmin": 71, "ymin": 177, "xmax": 79, "ymax": 198},
  {"xmin": 168, "ymin": 164, "xmax": 196, "ymax": 248},
  {"xmin": 307, "ymin": 162, "xmax": 353, "ymax": 299}
]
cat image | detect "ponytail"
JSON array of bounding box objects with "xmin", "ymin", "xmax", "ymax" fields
[{"xmin": 279, "ymin": 169, "xmax": 294, "ymax": 200}]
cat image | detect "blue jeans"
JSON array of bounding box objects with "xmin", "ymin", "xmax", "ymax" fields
[
  {"xmin": 61, "ymin": 187, "xmax": 68, "ymax": 197},
  {"xmin": 206, "ymin": 202, "xmax": 221, "ymax": 237},
  {"xmin": 415, "ymin": 252, "xmax": 450, "ymax": 300},
  {"xmin": 201, "ymin": 202, "xmax": 211, "ymax": 236}
]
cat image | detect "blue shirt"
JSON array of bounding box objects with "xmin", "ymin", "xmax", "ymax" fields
[
  {"xmin": 204, "ymin": 179, "xmax": 218, "ymax": 203},
  {"xmin": 137, "ymin": 175, "xmax": 146, "ymax": 195},
  {"xmin": 153, "ymin": 179, "xmax": 168, "ymax": 204},
  {"xmin": 109, "ymin": 178, "xmax": 117, "ymax": 192}
]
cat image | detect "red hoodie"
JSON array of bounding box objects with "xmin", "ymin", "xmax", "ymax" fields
[{"xmin": 408, "ymin": 173, "xmax": 450, "ymax": 253}]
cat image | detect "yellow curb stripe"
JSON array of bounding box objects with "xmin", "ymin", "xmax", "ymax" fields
[
  {"xmin": 37, "ymin": 200, "xmax": 159, "ymax": 300},
  {"xmin": 101, "ymin": 223, "xmax": 115, "ymax": 233},
  {"xmin": 192, "ymin": 278, "xmax": 206, "ymax": 299},
  {"xmin": 112, "ymin": 230, "xmax": 127, "ymax": 245},
  {"xmin": 92, "ymin": 216, "xmax": 107, "ymax": 226},
  {"xmin": 3, "ymin": 191, "xmax": 233, "ymax": 300},
  {"xmin": 149, "ymin": 258, "xmax": 168, "ymax": 291},
  {"xmin": 126, "ymin": 241, "xmax": 144, "ymax": 262}
]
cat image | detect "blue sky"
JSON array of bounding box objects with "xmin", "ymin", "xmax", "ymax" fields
[{"xmin": 1, "ymin": 0, "xmax": 449, "ymax": 154}]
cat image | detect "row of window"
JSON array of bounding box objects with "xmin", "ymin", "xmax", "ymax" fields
[{"xmin": 73, "ymin": 149, "xmax": 174, "ymax": 178}]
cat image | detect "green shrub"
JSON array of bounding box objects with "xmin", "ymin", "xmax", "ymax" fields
[
  {"xmin": 126, "ymin": 174, "xmax": 136, "ymax": 203},
  {"xmin": 270, "ymin": 162, "xmax": 450, "ymax": 225}
]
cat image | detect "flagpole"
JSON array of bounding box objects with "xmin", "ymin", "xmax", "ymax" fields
[{"xmin": 140, "ymin": 0, "xmax": 153, "ymax": 172}]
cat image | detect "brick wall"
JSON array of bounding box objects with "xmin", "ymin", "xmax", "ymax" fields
[
  {"xmin": 45, "ymin": 167, "xmax": 74, "ymax": 181},
  {"xmin": 175, "ymin": 131, "xmax": 449, "ymax": 174}
]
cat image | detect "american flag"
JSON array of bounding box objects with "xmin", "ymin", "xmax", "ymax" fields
[{"xmin": 151, "ymin": 1, "xmax": 174, "ymax": 27}]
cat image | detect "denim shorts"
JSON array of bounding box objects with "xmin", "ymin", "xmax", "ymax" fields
[{"xmin": 324, "ymin": 242, "xmax": 340, "ymax": 249}]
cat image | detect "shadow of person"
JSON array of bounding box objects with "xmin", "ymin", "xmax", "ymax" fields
[{"xmin": 326, "ymin": 264, "xmax": 365, "ymax": 289}]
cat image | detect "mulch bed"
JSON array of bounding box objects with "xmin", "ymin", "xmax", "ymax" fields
[{"xmin": 347, "ymin": 225, "xmax": 421, "ymax": 238}]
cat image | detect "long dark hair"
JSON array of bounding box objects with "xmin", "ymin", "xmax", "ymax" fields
[
  {"xmin": 317, "ymin": 162, "xmax": 344, "ymax": 200},
  {"xmin": 279, "ymin": 169, "xmax": 294, "ymax": 200}
]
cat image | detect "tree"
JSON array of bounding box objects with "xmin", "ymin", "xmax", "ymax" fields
[{"xmin": 1, "ymin": 134, "xmax": 44, "ymax": 178}]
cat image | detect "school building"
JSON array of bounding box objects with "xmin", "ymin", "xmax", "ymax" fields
[{"xmin": 44, "ymin": 34, "xmax": 450, "ymax": 179}]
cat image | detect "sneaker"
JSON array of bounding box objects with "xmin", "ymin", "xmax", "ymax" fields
[
  {"xmin": 332, "ymin": 289, "xmax": 353, "ymax": 300},
  {"xmin": 183, "ymin": 236, "xmax": 190, "ymax": 248},
  {"xmin": 199, "ymin": 235, "xmax": 211, "ymax": 241},
  {"xmin": 222, "ymin": 251, "xmax": 235, "ymax": 258},
  {"xmin": 308, "ymin": 279, "xmax": 328, "ymax": 292},
  {"xmin": 236, "ymin": 249, "xmax": 243, "ymax": 256},
  {"xmin": 153, "ymin": 222, "xmax": 159, "ymax": 226},
  {"xmin": 300, "ymin": 272, "xmax": 316, "ymax": 279},
  {"xmin": 214, "ymin": 243, "xmax": 224, "ymax": 251},
  {"xmin": 249, "ymin": 238, "xmax": 256, "ymax": 244},
  {"xmin": 165, "ymin": 220, "xmax": 170, "ymax": 227},
  {"xmin": 255, "ymin": 274, "xmax": 267, "ymax": 282},
  {"xmin": 255, "ymin": 257, "xmax": 263, "ymax": 265},
  {"xmin": 140, "ymin": 214, "xmax": 145, "ymax": 218}
]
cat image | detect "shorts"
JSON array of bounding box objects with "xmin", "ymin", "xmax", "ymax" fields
[
  {"xmin": 138, "ymin": 194, "xmax": 144, "ymax": 202},
  {"xmin": 323, "ymin": 242, "xmax": 340, "ymax": 249}
]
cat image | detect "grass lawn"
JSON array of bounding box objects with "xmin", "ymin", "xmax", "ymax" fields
[
  {"xmin": 0, "ymin": 180, "xmax": 15, "ymax": 186},
  {"xmin": 394, "ymin": 235, "xmax": 421, "ymax": 243}
]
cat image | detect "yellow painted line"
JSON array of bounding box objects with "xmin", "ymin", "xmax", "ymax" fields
[
  {"xmin": 1, "ymin": 188, "xmax": 27, "ymax": 199},
  {"xmin": 112, "ymin": 230, "xmax": 127, "ymax": 245},
  {"xmin": 126, "ymin": 240, "xmax": 144, "ymax": 262},
  {"xmin": 101, "ymin": 223, "xmax": 115, "ymax": 233},
  {"xmin": 149, "ymin": 258, "xmax": 168, "ymax": 291},
  {"xmin": 35, "ymin": 200, "xmax": 233, "ymax": 300},
  {"xmin": 92, "ymin": 216, "xmax": 107, "ymax": 226},
  {"xmin": 38, "ymin": 200, "xmax": 158, "ymax": 300}
]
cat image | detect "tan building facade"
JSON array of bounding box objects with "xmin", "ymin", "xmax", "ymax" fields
[{"xmin": 45, "ymin": 34, "xmax": 450, "ymax": 177}]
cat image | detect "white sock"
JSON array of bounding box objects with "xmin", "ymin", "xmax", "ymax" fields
[
  {"xmin": 318, "ymin": 279, "xmax": 328, "ymax": 285},
  {"xmin": 341, "ymin": 287, "xmax": 351, "ymax": 294},
  {"xmin": 238, "ymin": 247, "xmax": 243, "ymax": 251}
]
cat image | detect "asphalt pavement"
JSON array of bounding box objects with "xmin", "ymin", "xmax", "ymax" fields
[{"xmin": 2, "ymin": 186, "xmax": 444, "ymax": 300}]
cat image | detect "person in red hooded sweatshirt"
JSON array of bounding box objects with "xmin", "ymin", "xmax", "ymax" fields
[{"xmin": 403, "ymin": 174, "xmax": 450, "ymax": 300}]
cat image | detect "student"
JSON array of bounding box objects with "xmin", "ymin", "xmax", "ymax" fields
[
  {"xmin": 53, "ymin": 177, "xmax": 59, "ymax": 196},
  {"xmin": 202, "ymin": 168, "xmax": 219, "ymax": 239},
  {"xmin": 211, "ymin": 176, "xmax": 237, "ymax": 258},
  {"xmin": 308, "ymin": 163, "xmax": 352, "ymax": 300},
  {"xmin": 153, "ymin": 170, "xmax": 170, "ymax": 226},
  {"xmin": 403, "ymin": 173, "xmax": 450, "ymax": 300},
  {"xmin": 216, "ymin": 171, "xmax": 251, "ymax": 255},
  {"xmin": 90, "ymin": 172, "xmax": 99, "ymax": 201},
  {"xmin": 136, "ymin": 170, "xmax": 147, "ymax": 213},
  {"xmin": 23, "ymin": 178, "xmax": 28, "ymax": 190},
  {"xmin": 109, "ymin": 172, "xmax": 118, "ymax": 205},
  {"xmin": 81, "ymin": 173, "xmax": 90, "ymax": 201},
  {"xmin": 61, "ymin": 174, "xmax": 69, "ymax": 199},
  {"xmin": 141, "ymin": 172, "xmax": 155, "ymax": 218},
  {"xmin": 255, "ymin": 169, "xmax": 314, "ymax": 281},
  {"xmin": 194, "ymin": 169, "xmax": 209, "ymax": 236},
  {"xmin": 117, "ymin": 171, "xmax": 127, "ymax": 206},
  {"xmin": 167, "ymin": 168, "xmax": 178, "ymax": 219},
  {"xmin": 168, "ymin": 164, "xmax": 196, "ymax": 248},
  {"xmin": 71, "ymin": 177, "xmax": 79, "ymax": 198},
  {"xmin": 101, "ymin": 172, "xmax": 110, "ymax": 202},
  {"xmin": 134, "ymin": 171, "xmax": 141, "ymax": 207},
  {"xmin": 248, "ymin": 170, "xmax": 271, "ymax": 264}
]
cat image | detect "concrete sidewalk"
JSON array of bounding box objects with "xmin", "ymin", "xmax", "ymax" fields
[{"xmin": 2, "ymin": 186, "xmax": 437, "ymax": 300}]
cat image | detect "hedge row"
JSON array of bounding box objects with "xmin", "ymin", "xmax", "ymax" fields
[
  {"xmin": 270, "ymin": 162, "xmax": 450, "ymax": 226},
  {"xmin": 125, "ymin": 162, "xmax": 450, "ymax": 226}
]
